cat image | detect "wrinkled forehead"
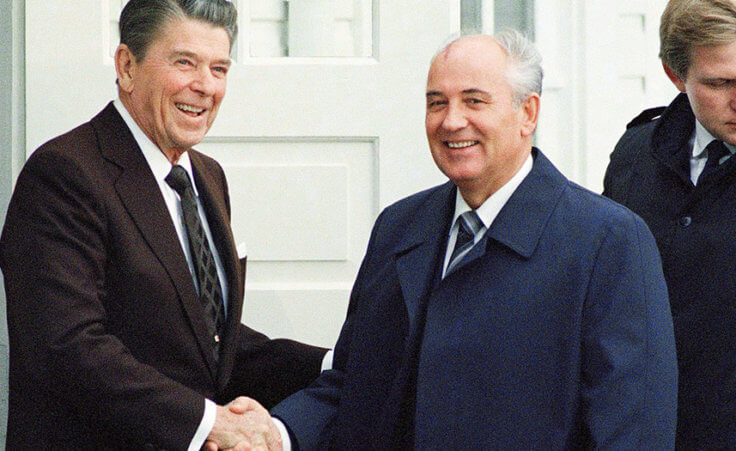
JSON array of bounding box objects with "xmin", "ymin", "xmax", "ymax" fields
[{"xmin": 427, "ymin": 37, "xmax": 510, "ymax": 89}]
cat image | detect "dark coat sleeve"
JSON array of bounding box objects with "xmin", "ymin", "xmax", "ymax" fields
[
  {"xmin": 270, "ymin": 209, "xmax": 389, "ymax": 449},
  {"xmin": 222, "ymin": 324, "xmax": 328, "ymax": 409},
  {"xmin": 579, "ymin": 208, "xmax": 677, "ymax": 449}
]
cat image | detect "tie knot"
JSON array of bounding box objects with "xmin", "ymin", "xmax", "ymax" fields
[
  {"xmin": 165, "ymin": 165, "xmax": 193, "ymax": 197},
  {"xmin": 458, "ymin": 210, "xmax": 482, "ymax": 236},
  {"xmin": 706, "ymin": 139, "xmax": 729, "ymax": 163}
]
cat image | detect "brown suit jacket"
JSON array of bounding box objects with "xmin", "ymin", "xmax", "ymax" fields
[{"xmin": 0, "ymin": 103, "xmax": 326, "ymax": 449}]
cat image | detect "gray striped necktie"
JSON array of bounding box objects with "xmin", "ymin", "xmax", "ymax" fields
[{"xmin": 446, "ymin": 210, "xmax": 482, "ymax": 276}]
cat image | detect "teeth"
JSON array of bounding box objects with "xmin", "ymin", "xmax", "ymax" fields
[
  {"xmin": 176, "ymin": 103, "xmax": 204, "ymax": 113},
  {"xmin": 447, "ymin": 141, "xmax": 478, "ymax": 149}
]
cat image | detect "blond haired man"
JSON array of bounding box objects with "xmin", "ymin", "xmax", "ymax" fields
[{"xmin": 604, "ymin": 0, "xmax": 736, "ymax": 447}]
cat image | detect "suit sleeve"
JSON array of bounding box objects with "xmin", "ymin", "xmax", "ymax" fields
[
  {"xmin": 269, "ymin": 209, "xmax": 388, "ymax": 450},
  {"xmin": 0, "ymin": 149, "xmax": 205, "ymax": 448},
  {"xmin": 223, "ymin": 324, "xmax": 328, "ymax": 409},
  {"xmin": 580, "ymin": 211, "xmax": 677, "ymax": 449}
]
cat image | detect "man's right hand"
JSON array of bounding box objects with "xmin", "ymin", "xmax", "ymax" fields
[{"xmin": 204, "ymin": 397, "xmax": 283, "ymax": 451}]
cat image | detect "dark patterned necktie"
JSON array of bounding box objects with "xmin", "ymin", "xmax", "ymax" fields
[
  {"xmin": 445, "ymin": 210, "xmax": 482, "ymax": 276},
  {"xmin": 698, "ymin": 140, "xmax": 730, "ymax": 184},
  {"xmin": 165, "ymin": 165, "xmax": 225, "ymax": 357}
]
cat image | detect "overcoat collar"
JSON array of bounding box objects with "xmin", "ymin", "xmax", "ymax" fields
[
  {"xmin": 393, "ymin": 182, "xmax": 455, "ymax": 327},
  {"xmin": 483, "ymin": 148, "xmax": 566, "ymax": 259},
  {"xmin": 90, "ymin": 102, "xmax": 224, "ymax": 384},
  {"xmin": 391, "ymin": 148, "xmax": 566, "ymax": 322},
  {"xmin": 650, "ymin": 92, "xmax": 695, "ymax": 185},
  {"xmin": 649, "ymin": 92, "xmax": 736, "ymax": 191}
]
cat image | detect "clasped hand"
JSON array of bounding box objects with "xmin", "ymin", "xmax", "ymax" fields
[{"xmin": 204, "ymin": 397, "xmax": 282, "ymax": 451}]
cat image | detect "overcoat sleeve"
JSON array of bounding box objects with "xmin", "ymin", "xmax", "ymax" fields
[
  {"xmin": 580, "ymin": 210, "xmax": 677, "ymax": 448},
  {"xmin": 270, "ymin": 209, "xmax": 389, "ymax": 449}
]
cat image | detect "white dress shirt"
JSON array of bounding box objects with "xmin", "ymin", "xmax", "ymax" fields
[{"xmin": 689, "ymin": 119, "xmax": 736, "ymax": 185}]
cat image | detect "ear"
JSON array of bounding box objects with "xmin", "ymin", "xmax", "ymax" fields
[
  {"xmin": 663, "ymin": 63, "xmax": 687, "ymax": 92},
  {"xmin": 519, "ymin": 93, "xmax": 540, "ymax": 137},
  {"xmin": 115, "ymin": 44, "xmax": 136, "ymax": 93}
]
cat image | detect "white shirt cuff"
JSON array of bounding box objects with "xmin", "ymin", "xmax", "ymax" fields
[
  {"xmin": 273, "ymin": 417, "xmax": 293, "ymax": 451},
  {"xmin": 189, "ymin": 398, "xmax": 217, "ymax": 451}
]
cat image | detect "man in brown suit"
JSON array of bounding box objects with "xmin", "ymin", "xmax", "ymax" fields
[{"xmin": 0, "ymin": 0, "xmax": 325, "ymax": 448}]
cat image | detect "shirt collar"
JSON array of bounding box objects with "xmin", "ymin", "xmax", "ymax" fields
[
  {"xmin": 451, "ymin": 152, "xmax": 534, "ymax": 229},
  {"xmin": 692, "ymin": 118, "xmax": 736, "ymax": 159},
  {"xmin": 113, "ymin": 98, "xmax": 198, "ymax": 196}
]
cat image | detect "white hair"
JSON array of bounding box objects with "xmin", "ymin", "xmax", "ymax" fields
[{"xmin": 432, "ymin": 29, "xmax": 543, "ymax": 106}]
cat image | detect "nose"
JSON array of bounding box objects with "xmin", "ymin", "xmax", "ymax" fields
[
  {"xmin": 191, "ymin": 67, "xmax": 218, "ymax": 97},
  {"xmin": 441, "ymin": 102, "xmax": 468, "ymax": 131}
]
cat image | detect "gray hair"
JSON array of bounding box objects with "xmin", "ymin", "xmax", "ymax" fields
[
  {"xmin": 659, "ymin": 0, "xmax": 736, "ymax": 80},
  {"xmin": 433, "ymin": 29, "xmax": 543, "ymax": 106},
  {"xmin": 494, "ymin": 29, "xmax": 543, "ymax": 106},
  {"xmin": 120, "ymin": 0, "xmax": 238, "ymax": 61}
]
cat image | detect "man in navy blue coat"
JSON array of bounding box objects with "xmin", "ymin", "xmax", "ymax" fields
[{"xmin": 266, "ymin": 31, "xmax": 678, "ymax": 449}]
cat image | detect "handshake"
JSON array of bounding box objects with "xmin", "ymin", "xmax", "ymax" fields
[{"xmin": 205, "ymin": 397, "xmax": 283, "ymax": 451}]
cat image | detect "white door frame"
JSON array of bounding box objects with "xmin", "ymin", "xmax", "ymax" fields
[{"xmin": 0, "ymin": 0, "xmax": 25, "ymax": 445}]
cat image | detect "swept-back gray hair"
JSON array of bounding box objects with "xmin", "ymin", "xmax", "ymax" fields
[
  {"xmin": 494, "ymin": 29, "xmax": 543, "ymax": 106},
  {"xmin": 433, "ymin": 29, "xmax": 543, "ymax": 106},
  {"xmin": 120, "ymin": 0, "xmax": 238, "ymax": 60}
]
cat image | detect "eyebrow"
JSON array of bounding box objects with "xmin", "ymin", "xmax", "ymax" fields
[
  {"xmin": 426, "ymin": 88, "xmax": 491, "ymax": 97},
  {"xmin": 172, "ymin": 50, "xmax": 232, "ymax": 66}
]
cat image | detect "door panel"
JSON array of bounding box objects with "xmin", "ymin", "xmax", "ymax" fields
[{"xmin": 26, "ymin": 0, "xmax": 460, "ymax": 347}]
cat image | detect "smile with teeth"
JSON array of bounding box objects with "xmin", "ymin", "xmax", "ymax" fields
[
  {"xmin": 446, "ymin": 140, "xmax": 478, "ymax": 149},
  {"xmin": 176, "ymin": 103, "xmax": 205, "ymax": 116}
]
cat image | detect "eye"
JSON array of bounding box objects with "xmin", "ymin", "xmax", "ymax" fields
[
  {"xmin": 465, "ymin": 97, "xmax": 485, "ymax": 105},
  {"xmin": 212, "ymin": 66, "xmax": 229, "ymax": 77},
  {"xmin": 426, "ymin": 100, "xmax": 447, "ymax": 111},
  {"xmin": 176, "ymin": 58, "xmax": 194, "ymax": 67},
  {"xmin": 705, "ymin": 79, "xmax": 729, "ymax": 88}
]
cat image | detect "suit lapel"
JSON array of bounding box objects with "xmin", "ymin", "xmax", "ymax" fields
[
  {"xmin": 393, "ymin": 182, "xmax": 455, "ymax": 328},
  {"xmin": 92, "ymin": 103, "xmax": 219, "ymax": 382},
  {"xmin": 189, "ymin": 150, "xmax": 243, "ymax": 388}
]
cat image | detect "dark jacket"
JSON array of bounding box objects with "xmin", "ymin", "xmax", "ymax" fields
[
  {"xmin": 604, "ymin": 93, "xmax": 736, "ymax": 448},
  {"xmin": 274, "ymin": 149, "xmax": 677, "ymax": 450},
  {"xmin": 0, "ymin": 103, "xmax": 326, "ymax": 449}
]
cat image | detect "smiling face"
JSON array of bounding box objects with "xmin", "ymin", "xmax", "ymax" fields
[
  {"xmin": 425, "ymin": 35, "xmax": 539, "ymax": 208},
  {"xmin": 116, "ymin": 18, "xmax": 231, "ymax": 162},
  {"xmin": 666, "ymin": 40, "xmax": 736, "ymax": 145}
]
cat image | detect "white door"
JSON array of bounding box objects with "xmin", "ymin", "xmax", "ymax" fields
[
  {"xmin": 581, "ymin": 0, "xmax": 677, "ymax": 191},
  {"xmin": 26, "ymin": 0, "xmax": 472, "ymax": 348}
]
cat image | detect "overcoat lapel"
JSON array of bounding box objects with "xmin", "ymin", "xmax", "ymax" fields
[
  {"xmin": 444, "ymin": 149, "xmax": 566, "ymax": 277},
  {"xmin": 92, "ymin": 103, "xmax": 219, "ymax": 382},
  {"xmin": 483, "ymin": 150, "xmax": 565, "ymax": 260},
  {"xmin": 393, "ymin": 182, "xmax": 455, "ymax": 328},
  {"xmin": 189, "ymin": 151, "xmax": 243, "ymax": 388},
  {"xmin": 648, "ymin": 93, "xmax": 695, "ymax": 187}
]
